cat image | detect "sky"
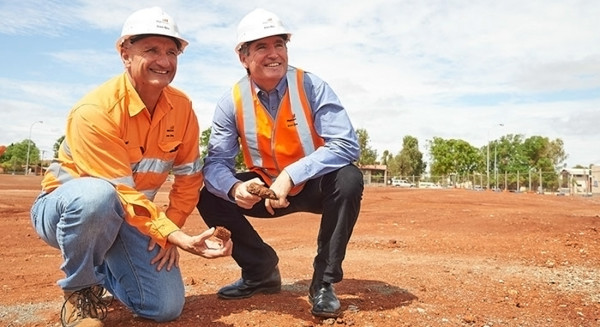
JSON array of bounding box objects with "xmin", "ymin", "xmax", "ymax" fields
[{"xmin": 1, "ymin": 0, "xmax": 599, "ymax": 167}]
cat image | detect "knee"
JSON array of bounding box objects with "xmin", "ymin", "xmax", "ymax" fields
[
  {"xmin": 150, "ymin": 299, "xmax": 184, "ymax": 322},
  {"xmin": 129, "ymin": 279, "xmax": 185, "ymax": 322},
  {"xmin": 337, "ymin": 165, "xmax": 364, "ymax": 197},
  {"xmin": 67, "ymin": 179, "xmax": 123, "ymax": 229},
  {"xmin": 132, "ymin": 294, "xmax": 184, "ymax": 322},
  {"xmin": 74, "ymin": 179, "xmax": 121, "ymax": 214}
]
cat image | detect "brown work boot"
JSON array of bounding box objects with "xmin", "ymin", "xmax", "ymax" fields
[
  {"xmin": 90, "ymin": 285, "xmax": 114, "ymax": 306},
  {"xmin": 61, "ymin": 286, "xmax": 108, "ymax": 327}
]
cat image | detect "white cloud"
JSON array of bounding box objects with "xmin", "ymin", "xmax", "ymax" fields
[
  {"xmin": 1, "ymin": 0, "xmax": 599, "ymax": 166},
  {"xmin": 0, "ymin": 0, "xmax": 75, "ymax": 36}
]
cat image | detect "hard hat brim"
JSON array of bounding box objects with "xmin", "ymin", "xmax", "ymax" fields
[
  {"xmin": 235, "ymin": 33, "xmax": 291, "ymax": 53},
  {"xmin": 116, "ymin": 34, "xmax": 189, "ymax": 53}
]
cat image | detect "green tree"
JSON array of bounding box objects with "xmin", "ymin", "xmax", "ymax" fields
[
  {"xmin": 396, "ymin": 136, "xmax": 425, "ymax": 179},
  {"xmin": 495, "ymin": 134, "xmax": 526, "ymax": 173},
  {"xmin": 492, "ymin": 134, "xmax": 528, "ymax": 188},
  {"xmin": 355, "ymin": 128, "xmax": 377, "ymax": 166},
  {"xmin": 521, "ymin": 135, "xmax": 565, "ymax": 189},
  {"xmin": 0, "ymin": 140, "xmax": 40, "ymax": 173},
  {"xmin": 199, "ymin": 127, "xmax": 246, "ymax": 172},
  {"xmin": 381, "ymin": 150, "xmax": 396, "ymax": 179},
  {"xmin": 429, "ymin": 137, "xmax": 483, "ymax": 178},
  {"xmin": 53, "ymin": 136, "xmax": 65, "ymax": 158},
  {"xmin": 547, "ymin": 138, "xmax": 567, "ymax": 170},
  {"xmin": 380, "ymin": 150, "xmax": 390, "ymax": 166},
  {"xmin": 199, "ymin": 128, "xmax": 211, "ymax": 160},
  {"xmin": 478, "ymin": 134, "xmax": 566, "ymax": 190}
]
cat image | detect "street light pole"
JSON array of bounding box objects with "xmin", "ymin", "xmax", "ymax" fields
[
  {"xmin": 493, "ymin": 123, "xmax": 505, "ymax": 190},
  {"xmin": 487, "ymin": 123, "xmax": 504, "ymax": 191},
  {"xmin": 25, "ymin": 120, "xmax": 43, "ymax": 175},
  {"xmin": 425, "ymin": 139, "xmax": 431, "ymax": 179},
  {"xmin": 494, "ymin": 140, "xmax": 498, "ymax": 190},
  {"xmin": 529, "ymin": 167, "xmax": 535, "ymax": 192},
  {"xmin": 486, "ymin": 131, "xmax": 490, "ymax": 190}
]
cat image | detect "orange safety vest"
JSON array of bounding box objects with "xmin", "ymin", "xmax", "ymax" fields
[
  {"xmin": 41, "ymin": 73, "xmax": 203, "ymax": 247},
  {"xmin": 233, "ymin": 66, "xmax": 324, "ymax": 195}
]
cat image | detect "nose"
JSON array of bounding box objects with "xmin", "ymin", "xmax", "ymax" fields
[
  {"xmin": 155, "ymin": 53, "xmax": 172, "ymax": 66},
  {"xmin": 266, "ymin": 45, "xmax": 279, "ymax": 58}
]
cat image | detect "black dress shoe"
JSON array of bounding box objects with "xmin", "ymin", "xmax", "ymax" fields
[
  {"xmin": 309, "ymin": 281, "xmax": 341, "ymax": 318},
  {"xmin": 217, "ymin": 267, "xmax": 281, "ymax": 299}
]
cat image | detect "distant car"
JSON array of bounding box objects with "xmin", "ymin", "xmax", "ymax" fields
[
  {"xmin": 391, "ymin": 178, "xmax": 414, "ymax": 188},
  {"xmin": 419, "ymin": 182, "xmax": 442, "ymax": 189}
]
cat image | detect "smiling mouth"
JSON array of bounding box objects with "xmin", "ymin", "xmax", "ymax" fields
[
  {"xmin": 151, "ymin": 69, "xmax": 169, "ymax": 74},
  {"xmin": 266, "ymin": 63, "xmax": 280, "ymax": 67}
]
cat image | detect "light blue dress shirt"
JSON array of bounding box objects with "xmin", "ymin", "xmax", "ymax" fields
[{"xmin": 203, "ymin": 68, "xmax": 360, "ymax": 201}]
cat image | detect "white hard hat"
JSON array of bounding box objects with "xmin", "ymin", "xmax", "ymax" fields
[
  {"xmin": 235, "ymin": 8, "xmax": 291, "ymax": 53},
  {"xmin": 116, "ymin": 7, "xmax": 189, "ymax": 52}
]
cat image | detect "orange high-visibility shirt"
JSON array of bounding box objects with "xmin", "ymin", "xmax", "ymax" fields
[{"xmin": 41, "ymin": 73, "xmax": 203, "ymax": 247}]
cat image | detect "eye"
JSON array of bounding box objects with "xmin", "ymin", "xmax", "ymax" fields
[
  {"xmin": 167, "ymin": 50, "xmax": 179, "ymax": 57},
  {"xmin": 144, "ymin": 48, "xmax": 159, "ymax": 55}
]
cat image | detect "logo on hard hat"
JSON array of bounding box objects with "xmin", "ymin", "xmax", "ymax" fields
[
  {"xmin": 155, "ymin": 18, "xmax": 172, "ymax": 30},
  {"xmin": 262, "ymin": 18, "xmax": 276, "ymax": 29}
]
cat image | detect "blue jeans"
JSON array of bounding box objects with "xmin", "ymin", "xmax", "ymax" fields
[{"xmin": 30, "ymin": 177, "xmax": 184, "ymax": 322}]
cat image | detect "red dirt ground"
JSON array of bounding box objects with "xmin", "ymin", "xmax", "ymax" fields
[{"xmin": 1, "ymin": 174, "xmax": 599, "ymax": 327}]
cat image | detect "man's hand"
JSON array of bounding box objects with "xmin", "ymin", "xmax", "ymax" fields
[
  {"xmin": 148, "ymin": 239, "xmax": 180, "ymax": 272},
  {"xmin": 230, "ymin": 178, "xmax": 265, "ymax": 209},
  {"xmin": 265, "ymin": 170, "xmax": 293, "ymax": 214},
  {"xmin": 167, "ymin": 228, "xmax": 233, "ymax": 258}
]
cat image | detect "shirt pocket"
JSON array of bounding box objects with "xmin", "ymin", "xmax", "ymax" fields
[{"xmin": 158, "ymin": 141, "xmax": 182, "ymax": 162}]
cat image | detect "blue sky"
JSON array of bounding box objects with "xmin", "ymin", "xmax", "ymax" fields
[{"xmin": 1, "ymin": 0, "xmax": 599, "ymax": 167}]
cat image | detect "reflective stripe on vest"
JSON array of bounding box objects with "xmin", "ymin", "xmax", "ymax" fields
[
  {"xmin": 47, "ymin": 138, "xmax": 199, "ymax": 195},
  {"xmin": 233, "ymin": 66, "xmax": 324, "ymax": 192}
]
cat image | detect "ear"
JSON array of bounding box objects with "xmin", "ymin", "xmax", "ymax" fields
[
  {"xmin": 238, "ymin": 53, "xmax": 249, "ymax": 69},
  {"xmin": 121, "ymin": 49, "xmax": 131, "ymax": 66}
]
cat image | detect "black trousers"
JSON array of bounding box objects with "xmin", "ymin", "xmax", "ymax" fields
[{"xmin": 197, "ymin": 164, "xmax": 364, "ymax": 284}]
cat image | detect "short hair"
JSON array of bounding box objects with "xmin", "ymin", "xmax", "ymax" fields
[
  {"xmin": 239, "ymin": 34, "xmax": 289, "ymax": 56},
  {"xmin": 128, "ymin": 34, "xmax": 182, "ymax": 51}
]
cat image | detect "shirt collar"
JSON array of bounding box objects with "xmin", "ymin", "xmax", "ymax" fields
[
  {"xmin": 122, "ymin": 72, "xmax": 172, "ymax": 117},
  {"xmin": 251, "ymin": 76, "xmax": 289, "ymax": 100},
  {"xmin": 123, "ymin": 73, "xmax": 146, "ymax": 117}
]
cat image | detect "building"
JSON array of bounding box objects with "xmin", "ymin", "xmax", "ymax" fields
[
  {"xmin": 359, "ymin": 164, "xmax": 387, "ymax": 186},
  {"xmin": 592, "ymin": 165, "xmax": 600, "ymax": 195},
  {"xmin": 560, "ymin": 167, "xmax": 597, "ymax": 195}
]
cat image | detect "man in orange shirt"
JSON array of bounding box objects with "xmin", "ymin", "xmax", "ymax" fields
[{"xmin": 29, "ymin": 7, "xmax": 231, "ymax": 326}]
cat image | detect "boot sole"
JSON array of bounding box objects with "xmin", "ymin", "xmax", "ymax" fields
[
  {"xmin": 217, "ymin": 285, "xmax": 281, "ymax": 300},
  {"xmin": 311, "ymin": 308, "xmax": 341, "ymax": 318}
]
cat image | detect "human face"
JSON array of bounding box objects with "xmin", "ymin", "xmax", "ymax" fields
[
  {"xmin": 121, "ymin": 36, "xmax": 180, "ymax": 91},
  {"xmin": 239, "ymin": 35, "xmax": 288, "ymax": 91}
]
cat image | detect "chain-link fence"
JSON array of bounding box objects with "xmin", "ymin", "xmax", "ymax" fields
[{"xmin": 367, "ymin": 171, "xmax": 564, "ymax": 193}]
